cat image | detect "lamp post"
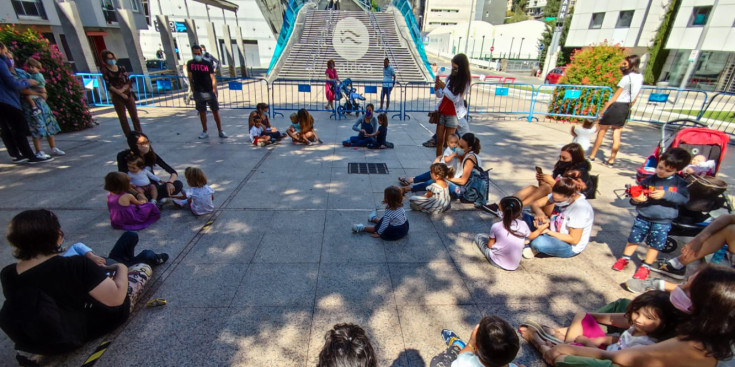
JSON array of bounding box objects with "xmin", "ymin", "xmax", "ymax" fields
[
  {"xmin": 518, "ymin": 37, "xmax": 525, "ymax": 58},
  {"xmin": 458, "ymin": 36, "xmax": 462, "ymax": 54},
  {"xmin": 508, "ymin": 37, "xmax": 514, "ymax": 59},
  {"xmin": 472, "ymin": 38, "xmax": 476, "ymax": 58},
  {"xmin": 480, "ymin": 35, "xmax": 485, "ymax": 59},
  {"xmin": 491, "ymin": 35, "xmax": 496, "ymax": 59}
]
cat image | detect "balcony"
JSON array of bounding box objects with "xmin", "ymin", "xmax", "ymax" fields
[{"xmin": 102, "ymin": 0, "xmax": 117, "ymax": 23}]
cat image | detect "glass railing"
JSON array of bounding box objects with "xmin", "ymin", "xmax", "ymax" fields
[
  {"xmin": 390, "ymin": 0, "xmax": 432, "ymax": 78},
  {"xmin": 267, "ymin": 0, "xmax": 308, "ymax": 73}
]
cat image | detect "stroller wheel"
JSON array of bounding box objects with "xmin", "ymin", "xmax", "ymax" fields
[
  {"xmin": 337, "ymin": 105, "xmax": 345, "ymax": 116},
  {"xmin": 661, "ymin": 237, "xmax": 678, "ymax": 254}
]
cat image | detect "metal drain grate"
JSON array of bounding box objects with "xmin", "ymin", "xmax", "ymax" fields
[{"xmin": 348, "ymin": 163, "xmax": 389, "ymax": 174}]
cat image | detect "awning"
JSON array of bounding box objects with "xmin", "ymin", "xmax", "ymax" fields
[
  {"xmin": 85, "ymin": 31, "xmax": 108, "ymax": 36},
  {"xmin": 191, "ymin": 0, "xmax": 238, "ymax": 12}
]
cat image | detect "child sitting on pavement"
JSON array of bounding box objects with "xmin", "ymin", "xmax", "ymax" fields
[
  {"xmin": 435, "ymin": 316, "xmax": 521, "ymax": 367},
  {"xmin": 352, "ymin": 186, "xmax": 409, "ymax": 241}
]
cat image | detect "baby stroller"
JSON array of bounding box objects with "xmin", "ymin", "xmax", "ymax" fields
[
  {"xmin": 336, "ymin": 78, "xmax": 366, "ymax": 117},
  {"xmin": 631, "ymin": 118, "xmax": 732, "ymax": 253}
]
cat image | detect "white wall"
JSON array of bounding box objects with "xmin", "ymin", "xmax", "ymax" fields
[
  {"xmin": 138, "ymin": 0, "xmax": 276, "ymax": 68},
  {"xmin": 426, "ymin": 20, "xmax": 546, "ymax": 59},
  {"xmin": 423, "ymin": 0, "xmax": 475, "ymax": 33},
  {"xmin": 565, "ymin": 0, "xmax": 672, "ymax": 48},
  {"xmin": 666, "ymin": 0, "xmax": 735, "ymax": 51}
]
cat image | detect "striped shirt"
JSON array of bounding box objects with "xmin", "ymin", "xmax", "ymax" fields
[
  {"xmin": 377, "ymin": 207, "xmax": 408, "ymax": 234},
  {"xmin": 409, "ymin": 182, "xmax": 451, "ymax": 214}
]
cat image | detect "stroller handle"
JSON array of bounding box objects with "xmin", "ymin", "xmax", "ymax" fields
[{"xmin": 659, "ymin": 118, "xmax": 709, "ymax": 153}]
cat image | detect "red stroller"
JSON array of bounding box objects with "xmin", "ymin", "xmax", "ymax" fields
[{"xmin": 634, "ymin": 119, "xmax": 732, "ymax": 253}]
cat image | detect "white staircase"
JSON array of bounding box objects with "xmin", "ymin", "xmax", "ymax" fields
[{"xmin": 271, "ymin": 9, "xmax": 431, "ymax": 82}]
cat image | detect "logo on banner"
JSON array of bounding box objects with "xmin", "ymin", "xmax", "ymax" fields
[{"xmin": 332, "ymin": 17, "xmax": 369, "ymax": 61}]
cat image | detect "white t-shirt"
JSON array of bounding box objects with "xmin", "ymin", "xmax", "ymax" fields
[
  {"xmin": 187, "ymin": 185, "xmax": 215, "ymax": 215},
  {"xmin": 488, "ymin": 219, "xmax": 531, "ymax": 271},
  {"xmin": 250, "ymin": 125, "xmax": 264, "ymax": 142},
  {"xmin": 572, "ymin": 125, "xmax": 596, "ymax": 151},
  {"xmin": 128, "ymin": 169, "xmax": 161, "ymax": 187},
  {"xmin": 442, "ymin": 147, "xmax": 460, "ymax": 177},
  {"xmin": 617, "ymin": 73, "xmax": 643, "ymax": 103},
  {"xmin": 548, "ymin": 194, "xmax": 594, "ymax": 253},
  {"xmin": 606, "ymin": 326, "xmax": 656, "ymax": 351},
  {"xmin": 452, "ymin": 352, "xmax": 518, "ymax": 367}
]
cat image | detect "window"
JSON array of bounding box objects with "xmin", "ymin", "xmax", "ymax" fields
[
  {"xmin": 141, "ymin": 0, "xmax": 151, "ymax": 25},
  {"xmin": 130, "ymin": 0, "xmax": 140, "ymax": 12},
  {"xmin": 430, "ymin": 9, "xmax": 459, "ymax": 13},
  {"xmin": 589, "ymin": 12, "xmax": 604, "ymax": 29},
  {"xmin": 688, "ymin": 6, "xmax": 712, "ymax": 27},
  {"xmin": 616, "ymin": 10, "xmax": 634, "ymax": 28},
  {"xmin": 11, "ymin": 0, "xmax": 47, "ymax": 19}
]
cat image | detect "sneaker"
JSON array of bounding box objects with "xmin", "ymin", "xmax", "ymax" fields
[
  {"xmin": 35, "ymin": 151, "xmax": 51, "ymax": 160},
  {"xmin": 368, "ymin": 209, "xmax": 377, "ymax": 222},
  {"xmin": 198, "ymin": 131, "xmax": 209, "ymax": 139},
  {"xmin": 51, "ymin": 147, "xmax": 65, "ymax": 156},
  {"xmin": 153, "ymin": 253, "xmax": 169, "ymax": 265},
  {"xmin": 632, "ymin": 266, "xmax": 651, "ymax": 280},
  {"xmin": 623, "ymin": 278, "xmax": 662, "ymax": 294},
  {"xmin": 257, "ymin": 141, "xmax": 266, "ymax": 147},
  {"xmin": 522, "ymin": 246, "xmax": 536, "ymax": 259},
  {"xmin": 11, "ymin": 156, "xmax": 28, "ymax": 163},
  {"xmin": 612, "ymin": 257, "xmax": 630, "ymax": 271},
  {"xmin": 482, "ymin": 203, "xmax": 501, "ymax": 216},
  {"xmin": 352, "ymin": 223, "xmax": 365, "ymax": 233},
  {"xmin": 218, "ymin": 130, "xmax": 228, "ymax": 138},
  {"xmin": 649, "ymin": 260, "xmax": 686, "ymax": 280},
  {"xmin": 27, "ymin": 156, "xmax": 53, "ymax": 164},
  {"xmin": 441, "ymin": 329, "xmax": 466, "ymax": 349}
]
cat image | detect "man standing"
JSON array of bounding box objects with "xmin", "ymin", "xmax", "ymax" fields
[
  {"xmin": 379, "ymin": 58, "xmax": 396, "ymax": 111},
  {"xmin": 200, "ymin": 45, "xmax": 220, "ymax": 72},
  {"xmin": 187, "ymin": 45, "xmax": 227, "ymax": 139}
]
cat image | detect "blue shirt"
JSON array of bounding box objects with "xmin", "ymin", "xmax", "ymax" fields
[
  {"xmin": 382, "ymin": 65, "xmax": 395, "ymax": 88},
  {"xmin": 0, "ymin": 56, "xmax": 30, "ymax": 110}
]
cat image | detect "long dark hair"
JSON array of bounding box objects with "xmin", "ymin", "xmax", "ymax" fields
[
  {"xmin": 448, "ymin": 54, "xmax": 471, "ymax": 96},
  {"xmin": 553, "ymin": 143, "xmax": 589, "ymax": 178},
  {"xmin": 677, "ymin": 264, "xmax": 735, "ymax": 360},
  {"xmin": 624, "ymin": 55, "xmax": 640, "ymax": 73},
  {"xmin": 461, "ymin": 133, "xmax": 481, "ymax": 154},
  {"xmin": 126, "ymin": 131, "xmax": 156, "ymax": 167},
  {"xmin": 625, "ymin": 290, "xmax": 681, "ymax": 341},
  {"xmin": 499, "ymin": 196, "xmax": 524, "ymax": 238}
]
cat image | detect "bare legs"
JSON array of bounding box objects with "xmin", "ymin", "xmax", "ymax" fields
[
  {"xmin": 31, "ymin": 136, "xmax": 57, "ymax": 153},
  {"xmin": 589, "ymin": 125, "xmax": 623, "ymax": 164},
  {"xmin": 199, "ymin": 110, "xmax": 224, "ymax": 133},
  {"xmin": 514, "ymin": 183, "xmax": 553, "ymax": 207}
]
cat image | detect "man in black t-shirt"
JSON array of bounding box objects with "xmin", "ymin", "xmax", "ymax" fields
[{"xmin": 186, "ymin": 45, "xmax": 227, "ymax": 139}]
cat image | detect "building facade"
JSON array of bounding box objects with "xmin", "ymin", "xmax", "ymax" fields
[
  {"xmin": 565, "ymin": 0, "xmax": 735, "ymax": 91},
  {"xmin": 422, "ymin": 0, "xmax": 504, "ymax": 33}
]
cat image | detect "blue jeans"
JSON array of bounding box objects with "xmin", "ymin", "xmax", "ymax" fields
[
  {"xmin": 107, "ymin": 231, "xmax": 158, "ymax": 266},
  {"xmin": 344, "ymin": 135, "xmax": 376, "ymax": 147},
  {"xmin": 411, "ymin": 171, "xmax": 459, "ymax": 197},
  {"xmin": 522, "ymin": 213, "xmax": 578, "ymax": 258}
]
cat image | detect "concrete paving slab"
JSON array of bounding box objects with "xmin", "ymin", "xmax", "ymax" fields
[
  {"xmin": 150, "ymin": 263, "xmax": 248, "ymax": 308},
  {"xmin": 252, "ymin": 232, "xmax": 323, "ymax": 263},
  {"xmin": 232, "ymin": 263, "xmax": 318, "ymax": 307},
  {"xmin": 389, "ymin": 260, "xmax": 473, "ymax": 306}
]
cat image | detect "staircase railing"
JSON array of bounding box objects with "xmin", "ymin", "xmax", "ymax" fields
[
  {"xmin": 390, "ymin": 0, "xmax": 432, "ymax": 78},
  {"xmin": 369, "ymin": 11, "xmax": 403, "ymax": 84},
  {"xmin": 267, "ymin": 0, "xmax": 310, "ymax": 74}
]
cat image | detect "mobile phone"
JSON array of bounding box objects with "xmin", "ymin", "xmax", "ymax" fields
[{"xmin": 535, "ymin": 166, "xmax": 543, "ymax": 174}]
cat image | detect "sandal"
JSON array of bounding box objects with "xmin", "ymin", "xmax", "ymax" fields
[
  {"xmin": 519, "ymin": 321, "xmax": 564, "ymax": 345},
  {"xmin": 398, "ymin": 177, "xmax": 412, "ymax": 186},
  {"xmin": 605, "ymin": 160, "xmax": 615, "ymax": 167},
  {"xmin": 422, "ymin": 140, "xmax": 437, "ymax": 148},
  {"xmin": 145, "ymin": 298, "xmax": 167, "ymax": 307}
]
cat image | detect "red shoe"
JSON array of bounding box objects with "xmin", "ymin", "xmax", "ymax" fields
[
  {"xmin": 633, "ymin": 266, "xmax": 650, "ymax": 280},
  {"xmin": 612, "ymin": 258, "xmax": 630, "ymax": 271}
]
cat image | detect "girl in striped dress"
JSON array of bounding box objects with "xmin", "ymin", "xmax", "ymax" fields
[
  {"xmin": 352, "ymin": 186, "xmax": 409, "ymax": 241},
  {"xmin": 409, "ymin": 163, "xmax": 452, "ymax": 214}
]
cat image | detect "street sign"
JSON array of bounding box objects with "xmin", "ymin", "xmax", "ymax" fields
[
  {"xmin": 688, "ymin": 50, "xmax": 699, "ymax": 62},
  {"xmin": 544, "ymin": 17, "xmax": 556, "ymax": 21},
  {"xmin": 490, "ymin": 46, "xmax": 494, "ymax": 52},
  {"xmin": 539, "ymin": 44, "xmax": 545, "ymax": 51}
]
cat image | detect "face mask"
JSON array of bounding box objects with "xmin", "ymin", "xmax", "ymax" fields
[
  {"xmin": 455, "ymin": 147, "xmax": 465, "ymax": 156},
  {"xmin": 555, "ymin": 200, "xmax": 572, "ymax": 207},
  {"xmin": 194, "ymin": 55, "xmax": 203, "ymax": 62},
  {"xmin": 366, "ymin": 111, "xmax": 372, "ymax": 117},
  {"xmin": 138, "ymin": 144, "xmax": 150, "ymax": 154},
  {"xmin": 5, "ymin": 58, "xmax": 14, "ymax": 68},
  {"xmin": 106, "ymin": 59, "xmax": 116, "ymax": 66},
  {"xmin": 556, "ymin": 161, "xmax": 573, "ymax": 171},
  {"xmin": 619, "ymin": 66, "xmax": 630, "ymax": 74},
  {"xmin": 670, "ymin": 286, "xmax": 693, "ymax": 313}
]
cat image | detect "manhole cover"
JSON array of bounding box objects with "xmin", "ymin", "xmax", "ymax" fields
[{"xmin": 348, "ymin": 163, "xmax": 389, "ymax": 174}]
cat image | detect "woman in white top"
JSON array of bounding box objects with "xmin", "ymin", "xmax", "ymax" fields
[
  {"xmin": 434, "ymin": 54, "xmax": 471, "ymax": 158},
  {"xmin": 589, "ymin": 55, "xmax": 643, "ymax": 167}
]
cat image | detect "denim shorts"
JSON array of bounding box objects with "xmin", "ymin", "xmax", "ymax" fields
[
  {"xmin": 627, "ymin": 217, "xmax": 672, "ymax": 251},
  {"xmin": 438, "ymin": 114, "xmax": 459, "ymax": 128}
]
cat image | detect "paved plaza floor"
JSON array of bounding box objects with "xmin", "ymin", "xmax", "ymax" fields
[{"xmin": 0, "ymin": 106, "xmax": 732, "ymax": 366}]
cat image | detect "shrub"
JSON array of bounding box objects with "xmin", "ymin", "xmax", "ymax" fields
[
  {"xmin": 0, "ymin": 26, "xmax": 94, "ymax": 132},
  {"xmin": 547, "ymin": 42, "xmax": 626, "ymax": 122}
]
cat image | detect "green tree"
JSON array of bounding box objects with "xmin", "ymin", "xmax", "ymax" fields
[
  {"xmin": 538, "ymin": 4, "xmax": 575, "ymax": 68},
  {"xmin": 0, "ymin": 26, "xmax": 94, "ymax": 132},
  {"xmin": 644, "ymin": 0, "xmax": 680, "ymax": 84},
  {"xmin": 557, "ymin": 7, "xmax": 574, "ymax": 65}
]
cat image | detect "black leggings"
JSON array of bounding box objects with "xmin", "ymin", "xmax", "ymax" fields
[{"xmin": 0, "ymin": 102, "xmax": 35, "ymax": 159}]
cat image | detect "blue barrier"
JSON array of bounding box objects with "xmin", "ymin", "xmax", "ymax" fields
[
  {"xmin": 532, "ymin": 84, "xmax": 613, "ymax": 121},
  {"xmin": 699, "ymin": 92, "xmax": 735, "ymax": 137},
  {"xmin": 630, "ymin": 87, "xmax": 708, "ymax": 126},
  {"xmin": 469, "ymin": 83, "xmax": 537, "ymax": 122},
  {"xmin": 75, "ymin": 73, "xmax": 111, "ymax": 106}
]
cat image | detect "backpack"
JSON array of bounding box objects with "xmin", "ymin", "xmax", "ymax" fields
[
  {"xmin": 461, "ymin": 156, "xmax": 490, "ymax": 207},
  {"xmin": 0, "ymin": 283, "xmax": 87, "ymax": 355}
]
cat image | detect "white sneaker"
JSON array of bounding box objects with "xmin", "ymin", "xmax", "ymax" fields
[
  {"xmin": 218, "ymin": 131, "xmax": 228, "ymax": 138},
  {"xmin": 51, "ymin": 147, "xmax": 65, "ymax": 156},
  {"xmin": 368, "ymin": 209, "xmax": 377, "ymax": 222},
  {"xmin": 35, "ymin": 151, "xmax": 51, "ymax": 159},
  {"xmin": 257, "ymin": 141, "xmax": 266, "ymax": 147},
  {"xmin": 198, "ymin": 131, "xmax": 209, "ymax": 139},
  {"xmin": 522, "ymin": 246, "xmax": 537, "ymax": 259},
  {"xmin": 352, "ymin": 223, "xmax": 365, "ymax": 233}
]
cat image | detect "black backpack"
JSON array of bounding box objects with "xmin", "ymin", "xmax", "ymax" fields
[{"xmin": 0, "ymin": 284, "xmax": 87, "ymax": 355}]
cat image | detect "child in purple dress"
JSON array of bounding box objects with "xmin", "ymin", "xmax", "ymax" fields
[{"xmin": 104, "ymin": 172, "xmax": 161, "ymax": 230}]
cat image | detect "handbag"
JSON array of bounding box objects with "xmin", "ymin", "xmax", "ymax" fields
[{"xmin": 428, "ymin": 110, "xmax": 440, "ymax": 124}]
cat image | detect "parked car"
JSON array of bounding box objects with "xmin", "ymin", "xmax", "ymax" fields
[
  {"xmin": 146, "ymin": 59, "xmax": 168, "ymax": 71},
  {"xmin": 544, "ymin": 66, "xmax": 566, "ymax": 84}
]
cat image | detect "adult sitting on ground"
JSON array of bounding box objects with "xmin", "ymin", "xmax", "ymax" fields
[
  {"xmin": 343, "ymin": 103, "xmax": 378, "ymax": 147},
  {"xmin": 0, "ymin": 210, "xmax": 153, "ymax": 357},
  {"xmin": 530, "ymin": 264, "xmax": 735, "ymax": 367},
  {"xmin": 116, "ymin": 131, "xmax": 183, "ymax": 201},
  {"xmin": 486, "ymin": 143, "xmax": 592, "ymax": 215},
  {"xmin": 249, "ymin": 103, "xmax": 284, "ymax": 141},
  {"xmin": 522, "ymin": 177, "xmax": 595, "ymax": 259},
  {"xmin": 287, "ymin": 109, "xmax": 320, "ymax": 145}
]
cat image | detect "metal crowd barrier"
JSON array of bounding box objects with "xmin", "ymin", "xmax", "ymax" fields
[
  {"xmin": 400, "ymin": 81, "xmax": 436, "ymax": 120},
  {"xmin": 697, "ymin": 92, "xmax": 735, "ymax": 136},
  {"xmin": 629, "ymin": 87, "xmax": 709, "ymax": 125},
  {"xmin": 76, "ymin": 73, "xmax": 111, "ymax": 106},
  {"xmin": 532, "ymin": 84, "xmax": 613, "ymax": 121},
  {"xmin": 469, "ymin": 82, "xmax": 536, "ymax": 122}
]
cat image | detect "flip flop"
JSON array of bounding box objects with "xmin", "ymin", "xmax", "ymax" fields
[
  {"xmin": 145, "ymin": 298, "xmax": 167, "ymax": 307},
  {"xmin": 398, "ymin": 177, "xmax": 411, "ymax": 186},
  {"xmin": 519, "ymin": 321, "xmax": 564, "ymax": 345}
]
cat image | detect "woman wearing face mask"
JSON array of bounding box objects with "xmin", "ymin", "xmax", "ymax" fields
[
  {"xmin": 433, "ymin": 54, "xmax": 471, "ymax": 158},
  {"xmin": 116, "ymin": 131, "xmax": 182, "ymax": 203},
  {"xmin": 588, "ymin": 55, "xmax": 643, "ymax": 167},
  {"xmin": 522, "ymin": 176, "xmax": 595, "ymax": 259},
  {"xmin": 0, "ymin": 42, "xmax": 48, "ymax": 163},
  {"xmin": 485, "ymin": 143, "xmax": 592, "ymax": 216},
  {"xmin": 100, "ymin": 50, "xmax": 142, "ymax": 136},
  {"xmin": 342, "ymin": 103, "xmax": 378, "ymax": 147},
  {"xmin": 541, "ymin": 264, "xmax": 735, "ymax": 367}
]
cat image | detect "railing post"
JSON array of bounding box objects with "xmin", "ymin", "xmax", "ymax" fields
[{"xmin": 527, "ymin": 84, "xmax": 536, "ymax": 122}]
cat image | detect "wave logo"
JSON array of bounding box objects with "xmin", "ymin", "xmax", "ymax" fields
[{"xmin": 332, "ymin": 17, "xmax": 370, "ymax": 61}]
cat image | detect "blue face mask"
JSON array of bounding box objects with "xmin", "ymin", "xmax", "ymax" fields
[
  {"xmin": 106, "ymin": 59, "xmax": 116, "ymax": 66},
  {"xmin": 455, "ymin": 147, "xmax": 465, "ymax": 156},
  {"xmin": 193, "ymin": 55, "xmax": 203, "ymax": 62},
  {"xmin": 5, "ymin": 58, "xmax": 14, "ymax": 68}
]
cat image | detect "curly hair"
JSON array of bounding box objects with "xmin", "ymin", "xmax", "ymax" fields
[{"xmin": 316, "ymin": 323, "xmax": 376, "ymax": 367}]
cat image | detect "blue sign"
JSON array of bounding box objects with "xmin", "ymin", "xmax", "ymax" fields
[
  {"xmin": 495, "ymin": 87, "xmax": 509, "ymax": 96},
  {"xmin": 648, "ymin": 93, "xmax": 669, "ymax": 103},
  {"xmin": 563, "ymin": 89, "xmax": 581, "ymax": 99},
  {"xmin": 298, "ymin": 84, "xmax": 311, "ymax": 93},
  {"xmin": 82, "ymin": 77, "xmax": 98, "ymax": 89},
  {"xmin": 228, "ymin": 81, "xmax": 242, "ymax": 91},
  {"xmin": 539, "ymin": 43, "xmax": 545, "ymax": 51},
  {"xmin": 156, "ymin": 79, "xmax": 172, "ymax": 90},
  {"xmin": 430, "ymin": 87, "xmax": 435, "ymax": 94},
  {"xmin": 174, "ymin": 22, "xmax": 187, "ymax": 33},
  {"xmin": 364, "ymin": 86, "xmax": 378, "ymax": 94}
]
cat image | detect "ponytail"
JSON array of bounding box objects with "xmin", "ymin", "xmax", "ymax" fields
[
  {"xmin": 461, "ymin": 133, "xmax": 481, "ymax": 154},
  {"xmin": 499, "ymin": 196, "xmax": 524, "ymax": 238}
]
